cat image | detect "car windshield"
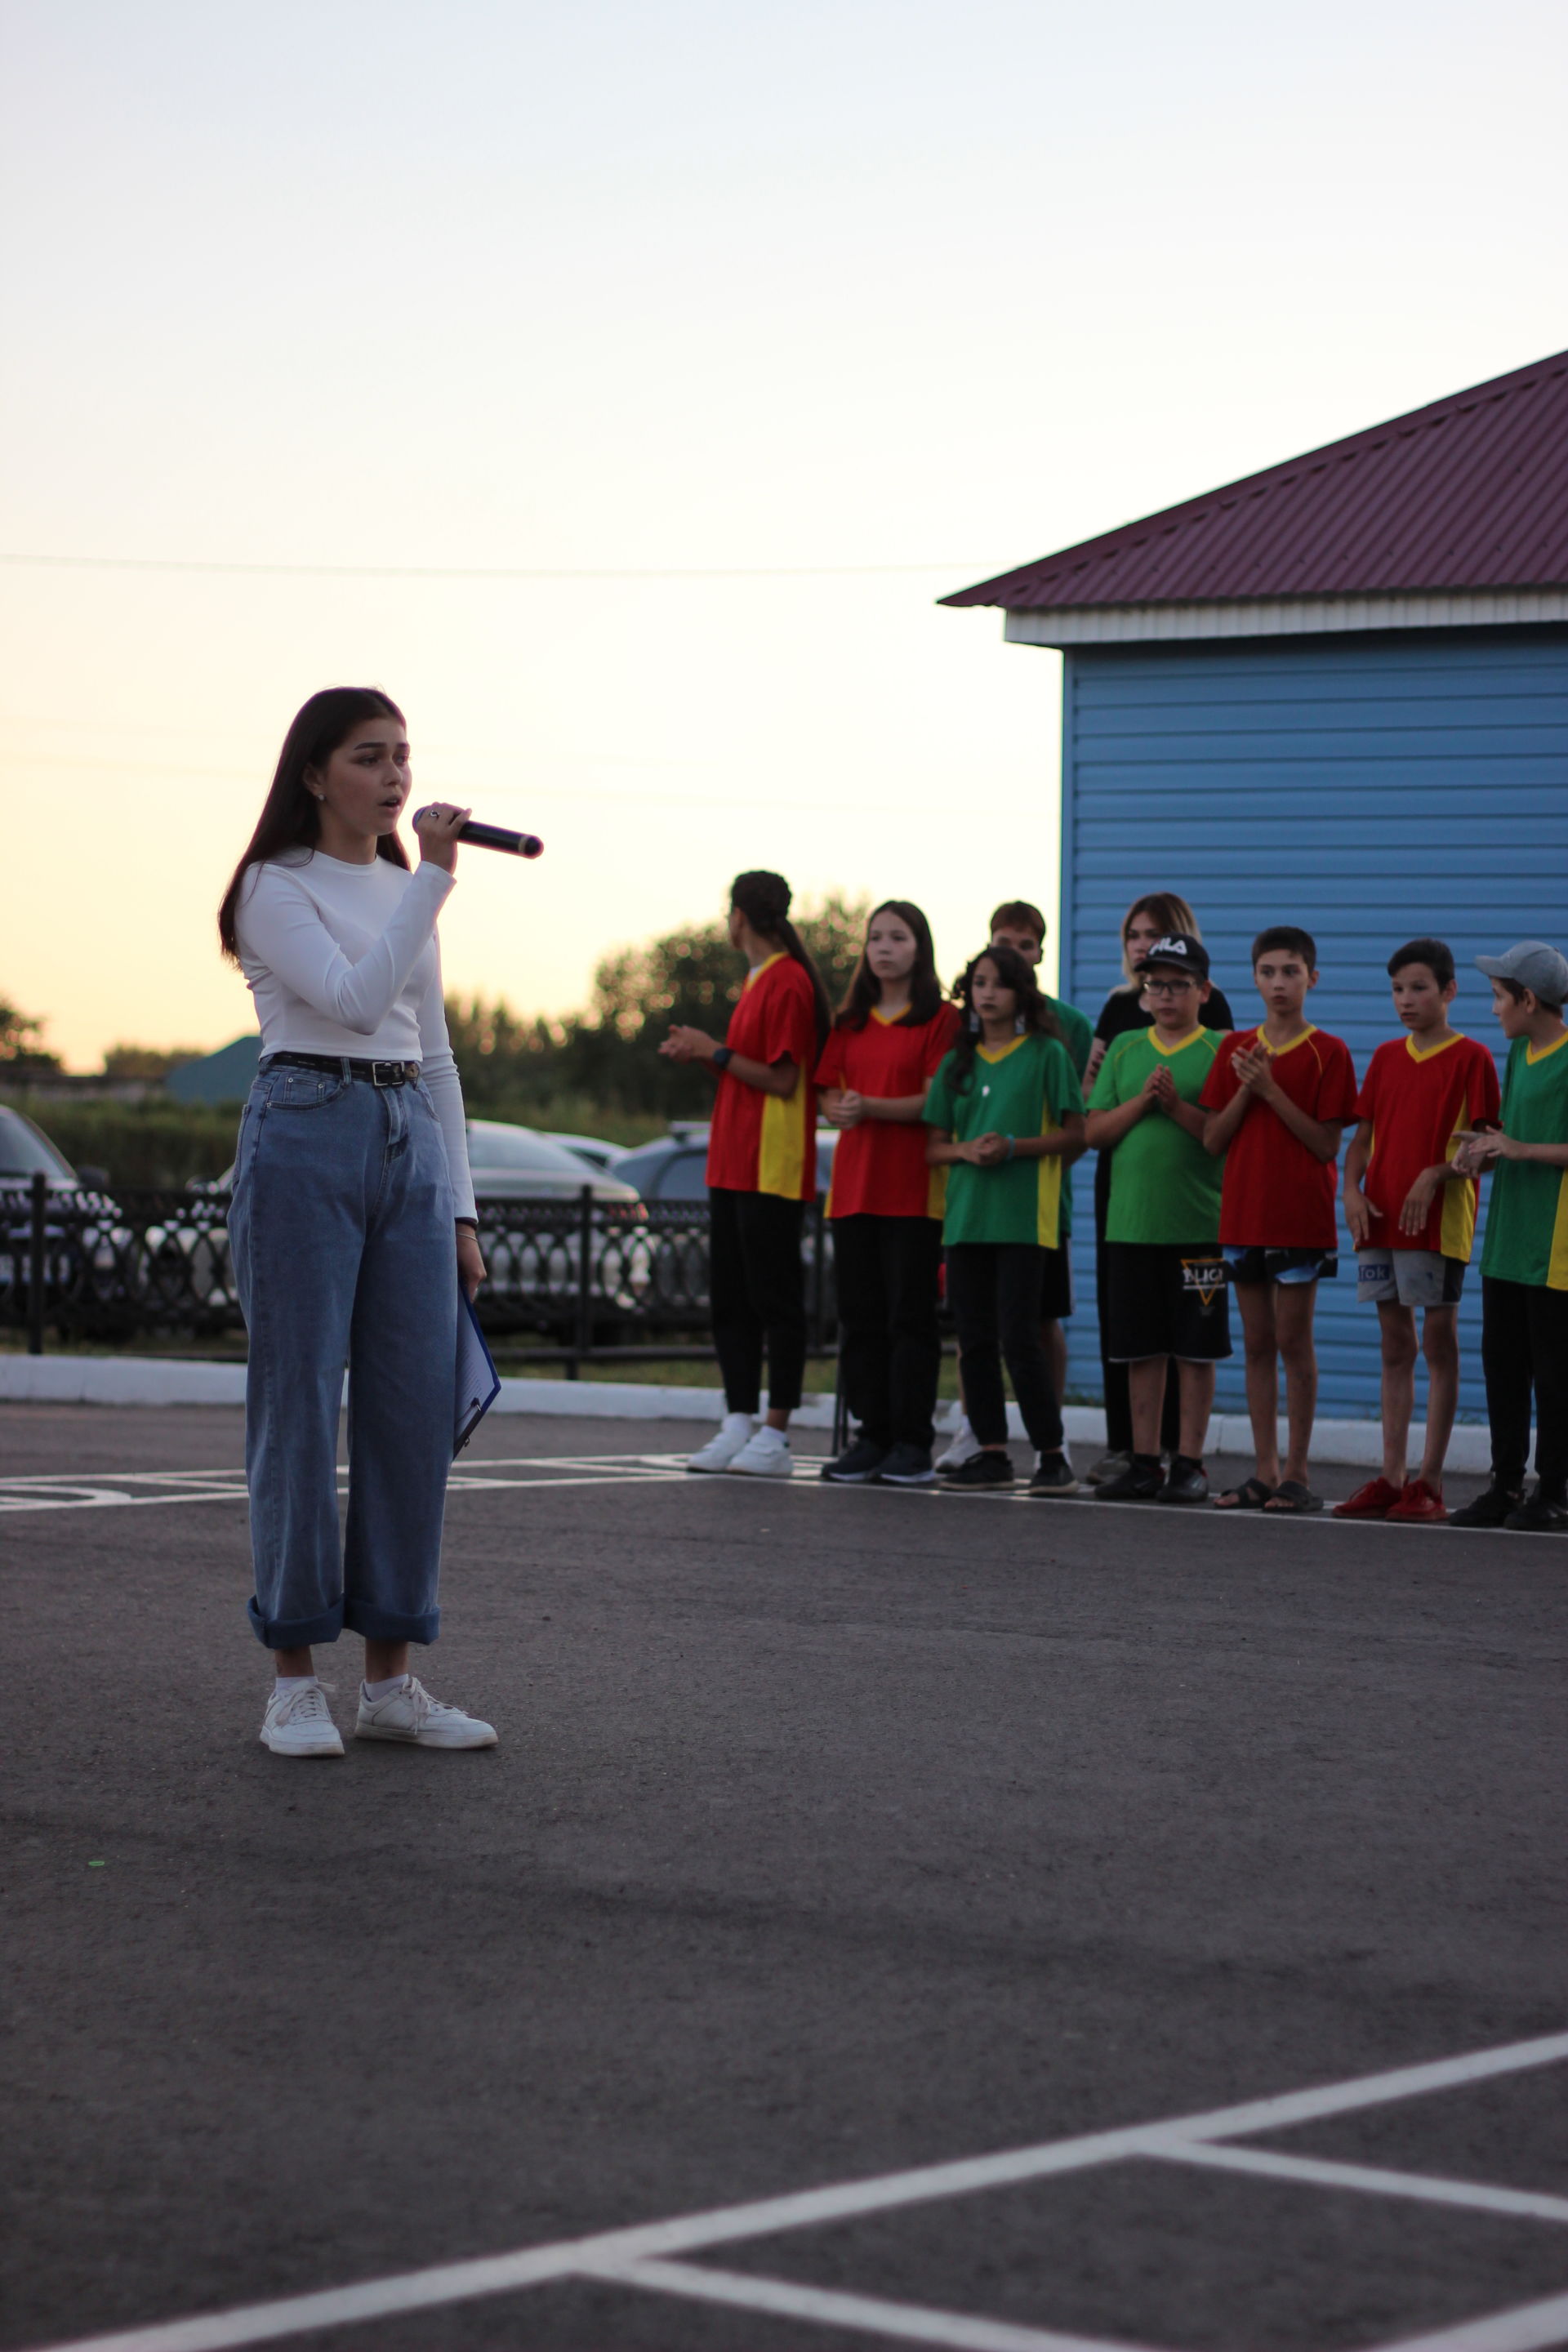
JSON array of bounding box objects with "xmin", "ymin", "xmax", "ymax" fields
[
  {"xmin": 465, "ymin": 1123, "xmax": 603, "ymax": 1174},
  {"xmin": 0, "ymin": 1107, "xmax": 75, "ymax": 1178}
]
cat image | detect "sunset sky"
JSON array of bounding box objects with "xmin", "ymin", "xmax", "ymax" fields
[{"xmin": 3, "ymin": 0, "xmax": 1566, "ymax": 1069}]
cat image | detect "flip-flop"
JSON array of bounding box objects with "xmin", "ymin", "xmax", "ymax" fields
[
  {"xmin": 1263, "ymin": 1480, "xmax": 1324, "ymax": 1513},
  {"xmin": 1214, "ymin": 1476, "xmax": 1277, "ymax": 1510}
]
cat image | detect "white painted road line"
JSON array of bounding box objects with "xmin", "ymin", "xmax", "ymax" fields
[
  {"xmin": 590, "ymin": 2256, "xmax": 1164, "ymax": 2352},
  {"xmin": 27, "ymin": 2029, "xmax": 1568, "ymax": 2352},
  {"xmin": 1372, "ymin": 2289, "xmax": 1568, "ymax": 2351},
  {"xmin": 1153, "ymin": 2137, "xmax": 1568, "ymax": 2225}
]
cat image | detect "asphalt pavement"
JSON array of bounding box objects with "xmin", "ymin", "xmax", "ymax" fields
[{"xmin": 4, "ymin": 1401, "xmax": 1566, "ymax": 2352}]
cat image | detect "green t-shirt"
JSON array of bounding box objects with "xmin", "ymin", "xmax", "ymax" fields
[
  {"xmin": 924, "ymin": 1031, "xmax": 1084, "ymax": 1247},
  {"xmin": 1480, "ymin": 1031, "xmax": 1568, "ymax": 1289},
  {"xmin": 1046, "ymin": 996, "xmax": 1092, "ymax": 1239},
  {"xmin": 1088, "ymin": 1026, "xmax": 1225, "ymax": 1246}
]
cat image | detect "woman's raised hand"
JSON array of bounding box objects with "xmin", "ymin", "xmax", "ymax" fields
[{"xmin": 414, "ymin": 803, "xmax": 471, "ymax": 873}]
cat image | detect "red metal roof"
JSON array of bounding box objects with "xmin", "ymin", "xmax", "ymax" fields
[{"xmin": 942, "ymin": 349, "xmax": 1568, "ymax": 611}]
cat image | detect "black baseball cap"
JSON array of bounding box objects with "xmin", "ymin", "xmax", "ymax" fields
[{"xmin": 1141, "ymin": 933, "xmax": 1210, "ymax": 981}]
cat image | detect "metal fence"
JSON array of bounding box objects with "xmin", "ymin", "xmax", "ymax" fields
[{"xmin": 1, "ymin": 1177, "xmax": 840, "ymax": 1374}]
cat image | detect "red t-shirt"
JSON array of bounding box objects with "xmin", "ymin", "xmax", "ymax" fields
[
  {"xmin": 1355, "ymin": 1032, "xmax": 1500, "ymax": 1258},
  {"xmin": 814, "ymin": 1003, "xmax": 960, "ymax": 1218},
  {"xmin": 1199, "ymin": 1025, "xmax": 1358, "ymax": 1249},
  {"xmin": 705, "ymin": 954, "xmax": 820, "ymax": 1200}
]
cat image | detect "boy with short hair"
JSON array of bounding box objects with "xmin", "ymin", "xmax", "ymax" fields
[
  {"xmin": 1086, "ymin": 933, "xmax": 1228, "ymax": 1504},
  {"xmin": 1336, "ymin": 938, "xmax": 1499, "ymax": 1523},
  {"xmin": 1200, "ymin": 925, "xmax": 1357, "ymax": 1512},
  {"xmin": 1449, "ymin": 941, "xmax": 1568, "ymax": 1532},
  {"xmin": 938, "ymin": 900, "xmax": 1092, "ymax": 1471}
]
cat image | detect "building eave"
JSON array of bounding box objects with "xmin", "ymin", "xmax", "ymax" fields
[{"xmin": 1002, "ymin": 589, "xmax": 1568, "ymax": 648}]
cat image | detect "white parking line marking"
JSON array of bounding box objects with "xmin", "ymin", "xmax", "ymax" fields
[
  {"xmin": 588, "ymin": 2257, "xmax": 1159, "ymax": 2352},
  {"xmin": 1374, "ymin": 2289, "xmax": 1568, "ymax": 2351},
  {"xmin": 1153, "ymin": 2138, "xmax": 1568, "ymax": 2225},
  {"xmin": 26, "ymin": 2029, "xmax": 1568, "ymax": 2352}
]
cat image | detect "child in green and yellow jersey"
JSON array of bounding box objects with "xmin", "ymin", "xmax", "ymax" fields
[{"xmin": 1450, "ymin": 940, "xmax": 1568, "ymax": 1531}]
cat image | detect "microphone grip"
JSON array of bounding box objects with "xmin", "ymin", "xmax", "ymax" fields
[
  {"xmin": 457, "ymin": 819, "xmax": 545, "ymax": 859},
  {"xmin": 412, "ymin": 808, "xmax": 544, "ymax": 858}
]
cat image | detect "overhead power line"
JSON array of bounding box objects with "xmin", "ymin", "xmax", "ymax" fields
[{"xmin": 0, "ymin": 551, "xmax": 973, "ymax": 582}]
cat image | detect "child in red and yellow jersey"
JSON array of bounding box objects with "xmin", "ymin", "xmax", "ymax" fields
[
  {"xmin": 661, "ymin": 871, "xmax": 830, "ymax": 1478},
  {"xmin": 1336, "ymin": 938, "xmax": 1500, "ymax": 1524},
  {"xmin": 815, "ymin": 901, "xmax": 960, "ymax": 1487},
  {"xmin": 1200, "ymin": 924, "xmax": 1357, "ymax": 1513}
]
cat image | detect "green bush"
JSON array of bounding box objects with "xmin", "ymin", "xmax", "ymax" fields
[{"xmin": 1, "ymin": 1096, "xmax": 243, "ymax": 1187}]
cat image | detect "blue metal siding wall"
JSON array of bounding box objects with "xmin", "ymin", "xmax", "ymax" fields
[{"xmin": 1060, "ymin": 626, "xmax": 1568, "ymax": 1422}]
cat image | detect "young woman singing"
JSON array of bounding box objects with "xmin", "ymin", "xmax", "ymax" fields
[
  {"xmin": 661, "ymin": 871, "xmax": 831, "ymax": 1477},
  {"xmin": 815, "ymin": 901, "xmax": 958, "ymax": 1485},
  {"xmin": 218, "ymin": 687, "xmax": 496, "ymax": 1757}
]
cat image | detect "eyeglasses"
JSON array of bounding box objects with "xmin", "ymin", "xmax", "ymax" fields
[{"xmin": 1143, "ymin": 977, "xmax": 1198, "ymax": 996}]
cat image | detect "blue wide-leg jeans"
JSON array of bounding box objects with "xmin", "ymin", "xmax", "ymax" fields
[{"xmin": 229, "ymin": 1061, "xmax": 458, "ymax": 1650}]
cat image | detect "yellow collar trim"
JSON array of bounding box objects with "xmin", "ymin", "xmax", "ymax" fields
[
  {"xmin": 1526, "ymin": 1030, "xmax": 1568, "ymax": 1065},
  {"xmin": 1150, "ymin": 1027, "xmax": 1206, "ymax": 1057},
  {"xmin": 1405, "ymin": 1031, "xmax": 1463, "ymax": 1062},
  {"xmin": 871, "ymin": 1004, "xmax": 909, "ymax": 1027},
  {"xmin": 1258, "ymin": 1023, "xmax": 1316, "ymax": 1059},
  {"xmin": 977, "ymin": 1034, "xmax": 1029, "ymax": 1065},
  {"xmin": 745, "ymin": 951, "xmax": 786, "ymax": 989}
]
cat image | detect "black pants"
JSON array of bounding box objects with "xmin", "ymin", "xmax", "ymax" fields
[
  {"xmin": 833, "ymin": 1214, "xmax": 943, "ymax": 1450},
  {"xmin": 1481, "ymin": 1275, "xmax": 1568, "ymax": 1494},
  {"xmin": 709, "ymin": 1186, "xmax": 807, "ymax": 1415},
  {"xmin": 944, "ymin": 1243, "xmax": 1064, "ymax": 1456},
  {"xmin": 1094, "ymin": 1151, "xmax": 1181, "ymax": 1454}
]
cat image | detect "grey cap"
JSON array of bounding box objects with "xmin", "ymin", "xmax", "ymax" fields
[{"xmin": 1475, "ymin": 940, "xmax": 1568, "ymax": 1004}]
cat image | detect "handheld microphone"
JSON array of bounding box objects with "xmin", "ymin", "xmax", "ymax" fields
[{"xmin": 412, "ymin": 809, "xmax": 544, "ymax": 859}]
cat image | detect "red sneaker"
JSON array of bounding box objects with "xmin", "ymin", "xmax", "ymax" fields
[
  {"xmin": 1386, "ymin": 1477, "xmax": 1448, "ymax": 1524},
  {"xmin": 1331, "ymin": 1476, "xmax": 1403, "ymax": 1520}
]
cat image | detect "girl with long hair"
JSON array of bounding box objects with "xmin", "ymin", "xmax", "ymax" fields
[
  {"xmin": 814, "ymin": 901, "xmax": 959, "ymax": 1485},
  {"xmin": 924, "ymin": 945, "xmax": 1086, "ymax": 1493},
  {"xmin": 1082, "ymin": 892, "xmax": 1236, "ymax": 1486},
  {"xmin": 661, "ymin": 871, "xmax": 830, "ymax": 1477},
  {"xmin": 220, "ymin": 687, "xmax": 495, "ymax": 1757}
]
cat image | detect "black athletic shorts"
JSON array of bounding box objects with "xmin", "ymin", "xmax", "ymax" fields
[
  {"xmin": 1040, "ymin": 1240, "xmax": 1074, "ymax": 1321},
  {"xmin": 1104, "ymin": 1241, "xmax": 1232, "ymax": 1364}
]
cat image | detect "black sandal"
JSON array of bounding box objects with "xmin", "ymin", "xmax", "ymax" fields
[
  {"xmin": 1214, "ymin": 1476, "xmax": 1277, "ymax": 1510},
  {"xmin": 1263, "ymin": 1479, "xmax": 1324, "ymax": 1513}
]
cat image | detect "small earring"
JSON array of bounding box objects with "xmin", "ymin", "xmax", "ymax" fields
[
  {"xmin": 1015, "ymin": 1013, "xmax": 1027, "ymax": 1035},
  {"xmin": 968, "ymin": 1008, "xmax": 980, "ymax": 1033}
]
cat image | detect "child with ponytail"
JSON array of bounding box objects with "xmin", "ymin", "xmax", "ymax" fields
[{"xmin": 662, "ymin": 871, "xmax": 831, "ymax": 1476}]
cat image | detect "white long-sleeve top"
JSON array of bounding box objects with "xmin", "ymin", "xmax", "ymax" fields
[{"xmin": 233, "ymin": 849, "xmax": 476, "ymax": 1221}]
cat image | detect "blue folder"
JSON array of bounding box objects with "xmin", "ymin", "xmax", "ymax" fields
[{"xmin": 455, "ymin": 1290, "xmax": 501, "ymax": 1455}]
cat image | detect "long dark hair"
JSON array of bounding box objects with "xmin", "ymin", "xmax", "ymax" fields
[
  {"xmin": 730, "ymin": 870, "xmax": 831, "ymax": 1049},
  {"xmin": 218, "ymin": 688, "xmax": 409, "ymax": 962},
  {"xmin": 947, "ymin": 942, "xmax": 1062, "ymax": 1096},
  {"xmin": 836, "ymin": 899, "xmax": 943, "ymax": 1031}
]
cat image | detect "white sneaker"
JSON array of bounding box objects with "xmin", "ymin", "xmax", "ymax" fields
[
  {"xmin": 687, "ymin": 1412, "xmax": 758, "ymax": 1473},
  {"xmin": 260, "ymin": 1678, "xmax": 344, "ymax": 1758},
  {"xmin": 935, "ymin": 1414, "xmax": 983, "ymax": 1472},
  {"xmin": 354, "ymin": 1675, "xmax": 497, "ymax": 1749},
  {"xmin": 728, "ymin": 1426, "xmax": 794, "ymax": 1477}
]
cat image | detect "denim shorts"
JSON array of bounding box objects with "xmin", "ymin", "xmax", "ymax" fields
[{"xmin": 1223, "ymin": 1244, "xmax": 1338, "ymax": 1287}]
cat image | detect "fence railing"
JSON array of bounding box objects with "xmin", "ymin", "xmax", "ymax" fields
[{"xmin": 1, "ymin": 1179, "xmax": 840, "ymax": 1374}]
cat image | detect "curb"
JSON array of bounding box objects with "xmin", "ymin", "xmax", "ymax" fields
[{"xmin": 0, "ymin": 1353, "xmax": 1501, "ymax": 1471}]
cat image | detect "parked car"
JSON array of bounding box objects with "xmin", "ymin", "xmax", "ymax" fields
[
  {"xmin": 546, "ymin": 1132, "xmax": 623, "ymax": 1173},
  {"xmin": 0, "ymin": 1104, "xmax": 127, "ymax": 1328},
  {"xmin": 466, "ymin": 1121, "xmax": 642, "ymax": 1202}
]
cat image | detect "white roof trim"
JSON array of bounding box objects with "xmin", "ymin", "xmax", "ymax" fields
[{"xmin": 1001, "ymin": 590, "xmax": 1568, "ymax": 648}]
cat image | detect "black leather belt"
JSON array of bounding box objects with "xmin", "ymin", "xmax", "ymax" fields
[{"xmin": 265, "ymin": 1053, "xmax": 421, "ymax": 1087}]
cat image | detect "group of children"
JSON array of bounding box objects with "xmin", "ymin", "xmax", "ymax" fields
[{"xmin": 679, "ymin": 871, "xmax": 1568, "ymax": 1530}]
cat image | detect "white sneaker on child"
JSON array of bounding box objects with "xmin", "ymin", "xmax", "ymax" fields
[
  {"xmin": 935, "ymin": 1415, "xmax": 983, "ymax": 1472},
  {"xmin": 260, "ymin": 1678, "xmax": 344, "ymax": 1757},
  {"xmin": 687, "ymin": 1412, "xmax": 758, "ymax": 1473},
  {"xmin": 354, "ymin": 1676, "xmax": 497, "ymax": 1748},
  {"xmin": 728, "ymin": 1426, "xmax": 794, "ymax": 1477}
]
